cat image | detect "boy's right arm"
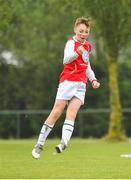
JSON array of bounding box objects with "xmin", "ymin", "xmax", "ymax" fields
[{"xmin": 63, "ymin": 40, "xmax": 79, "ymax": 64}]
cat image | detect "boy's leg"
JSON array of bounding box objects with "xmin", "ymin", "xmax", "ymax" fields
[
  {"xmin": 32, "ymin": 122, "xmax": 54, "ymax": 159},
  {"xmin": 32, "ymin": 100, "xmax": 67, "ymax": 159},
  {"xmin": 56, "ymin": 97, "xmax": 81, "ymax": 153},
  {"xmin": 56, "ymin": 119, "xmax": 74, "ymax": 153},
  {"xmin": 37, "ymin": 122, "xmax": 54, "ymax": 146}
]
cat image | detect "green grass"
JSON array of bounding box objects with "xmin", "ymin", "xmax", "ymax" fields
[{"xmin": 0, "ymin": 138, "xmax": 131, "ymax": 179}]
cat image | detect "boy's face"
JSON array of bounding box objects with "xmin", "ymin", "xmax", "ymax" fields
[{"xmin": 74, "ymin": 23, "xmax": 90, "ymax": 43}]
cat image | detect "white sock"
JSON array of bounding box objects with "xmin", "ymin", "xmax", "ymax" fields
[
  {"xmin": 61, "ymin": 119, "xmax": 74, "ymax": 146},
  {"xmin": 37, "ymin": 122, "xmax": 54, "ymax": 146}
]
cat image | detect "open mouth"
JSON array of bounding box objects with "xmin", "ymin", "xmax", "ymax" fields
[
  {"xmin": 80, "ymin": 36, "xmax": 85, "ymax": 39},
  {"xmin": 80, "ymin": 37, "xmax": 85, "ymax": 42}
]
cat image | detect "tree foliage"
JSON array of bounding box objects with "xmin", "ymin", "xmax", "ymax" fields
[
  {"xmin": 0, "ymin": 0, "xmax": 131, "ymax": 138},
  {"xmin": 78, "ymin": 0, "xmax": 131, "ymax": 140}
]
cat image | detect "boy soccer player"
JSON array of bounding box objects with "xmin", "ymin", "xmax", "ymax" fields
[{"xmin": 32, "ymin": 17, "xmax": 100, "ymax": 159}]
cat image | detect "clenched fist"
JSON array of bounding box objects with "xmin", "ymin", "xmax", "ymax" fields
[{"xmin": 92, "ymin": 80, "xmax": 100, "ymax": 89}]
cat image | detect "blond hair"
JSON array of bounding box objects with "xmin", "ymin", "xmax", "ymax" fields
[{"xmin": 74, "ymin": 17, "xmax": 91, "ymax": 28}]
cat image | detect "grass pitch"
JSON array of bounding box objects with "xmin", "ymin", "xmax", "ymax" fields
[{"xmin": 0, "ymin": 138, "xmax": 131, "ymax": 179}]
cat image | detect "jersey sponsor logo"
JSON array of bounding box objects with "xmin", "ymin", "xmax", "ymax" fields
[{"xmin": 82, "ymin": 51, "xmax": 89, "ymax": 62}]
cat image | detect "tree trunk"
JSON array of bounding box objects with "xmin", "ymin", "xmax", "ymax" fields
[{"xmin": 107, "ymin": 60, "xmax": 126, "ymax": 140}]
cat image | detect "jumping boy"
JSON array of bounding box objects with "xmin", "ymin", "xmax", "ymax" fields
[{"xmin": 32, "ymin": 17, "xmax": 100, "ymax": 159}]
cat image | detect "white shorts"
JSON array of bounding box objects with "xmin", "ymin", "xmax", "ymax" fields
[{"xmin": 56, "ymin": 80, "xmax": 86, "ymax": 105}]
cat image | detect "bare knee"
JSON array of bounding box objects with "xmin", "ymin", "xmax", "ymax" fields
[
  {"xmin": 46, "ymin": 100, "xmax": 67, "ymax": 124},
  {"xmin": 66, "ymin": 108, "xmax": 78, "ymax": 120},
  {"xmin": 66, "ymin": 98, "xmax": 81, "ymax": 120},
  {"xmin": 52, "ymin": 108, "xmax": 63, "ymax": 119}
]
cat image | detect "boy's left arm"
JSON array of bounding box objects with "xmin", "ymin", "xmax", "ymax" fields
[{"xmin": 86, "ymin": 62, "xmax": 100, "ymax": 89}]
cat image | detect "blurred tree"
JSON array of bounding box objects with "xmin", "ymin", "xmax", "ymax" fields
[
  {"xmin": 78, "ymin": 0, "xmax": 131, "ymax": 140},
  {"xmin": 0, "ymin": 0, "xmax": 130, "ymax": 138},
  {"xmin": 0, "ymin": 0, "xmax": 75, "ymax": 110},
  {"xmin": 0, "ymin": 0, "xmax": 80, "ymax": 138}
]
